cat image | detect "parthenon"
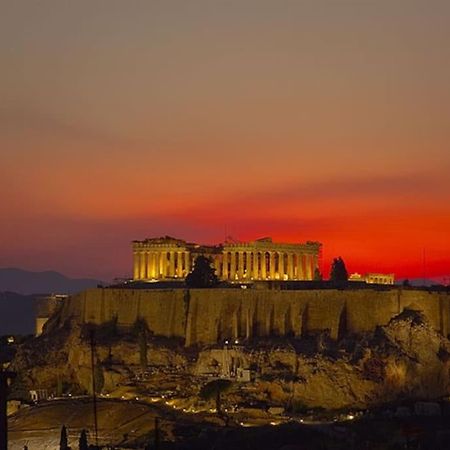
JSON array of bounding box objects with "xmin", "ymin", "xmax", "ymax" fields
[{"xmin": 132, "ymin": 236, "xmax": 321, "ymax": 282}]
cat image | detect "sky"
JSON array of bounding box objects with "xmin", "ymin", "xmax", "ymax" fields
[{"xmin": 1, "ymin": 0, "xmax": 450, "ymax": 282}]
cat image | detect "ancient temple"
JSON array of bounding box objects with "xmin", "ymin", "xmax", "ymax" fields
[{"xmin": 132, "ymin": 236, "xmax": 321, "ymax": 282}]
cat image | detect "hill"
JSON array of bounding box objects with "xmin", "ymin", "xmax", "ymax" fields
[
  {"xmin": 0, "ymin": 268, "xmax": 104, "ymax": 295},
  {"xmin": 0, "ymin": 292, "xmax": 35, "ymax": 335}
]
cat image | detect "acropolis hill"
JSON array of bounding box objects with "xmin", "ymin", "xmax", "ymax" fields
[
  {"xmin": 12, "ymin": 236, "xmax": 450, "ymax": 442},
  {"xmin": 15, "ymin": 284, "xmax": 450, "ymax": 417}
]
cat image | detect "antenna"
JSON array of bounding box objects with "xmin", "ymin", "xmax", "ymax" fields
[
  {"xmin": 422, "ymin": 248, "xmax": 426, "ymax": 286},
  {"xmin": 89, "ymin": 330, "xmax": 99, "ymax": 448}
]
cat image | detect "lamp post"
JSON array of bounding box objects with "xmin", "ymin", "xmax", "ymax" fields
[{"xmin": 0, "ymin": 369, "xmax": 16, "ymax": 450}]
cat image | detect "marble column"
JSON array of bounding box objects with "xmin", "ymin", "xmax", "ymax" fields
[
  {"xmin": 238, "ymin": 251, "xmax": 244, "ymax": 280},
  {"xmin": 160, "ymin": 252, "xmax": 167, "ymax": 278},
  {"xmin": 146, "ymin": 252, "xmax": 152, "ymax": 279},
  {"xmin": 252, "ymin": 252, "xmax": 259, "ymax": 279},
  {"xmin": 214, "ymin": 255, "xmax": 221, "ymax": 277},
  {"xmin": 230, "ymin": 252, "xmax": 236, "ymax": 280},
  {"xmin": 133, "ymin": 252, "xmax": 140, "ymax": 280},
  {"xmin": 298, "ymin": 253, "xmax": 305, "ymax": 280},
  {"xmin": 261, "ymin": 252, "xmax": 267, "ymax": 279},
  {"xmin": 176, "ymin": 252, "xmax": 183, "ymax": 277},
  {"xmin": 269, "ymin": 252, "xmax": 275, "ymax": 279},
  {"xmin": 154, "ymin": 252, "xmax": 160, "ymax": 278},
  {"xmin": 151, "ymin": 252, "xmax": 157, "ymax": 278},
  {"xmin": 168, "ymin": 251, "xmax": 175, "ymax": 277},
  {"xmin": 222, "ymin": 252, "xmax": 229, "ymax": 279},
  {"xmin": 278, "ymin": 252, "xmax": 284, "ymax": 279},
  {"xmin": 305, "ymin": 254, "xmax": 312, "ymax": 280},
  {"xmin": 287, "ymin": 253, "xmax": 294, "ymax": 279},
  {"xmin": 184, "ymin": 252, "xmax": 190, "ymax": 276},
  {"xmin": 139, "ymin": 252, "xmax": 147, "ymax": 279},
  {"xmin": 244, "ymin": 252, "xmax": 251, "ymax": 278}
]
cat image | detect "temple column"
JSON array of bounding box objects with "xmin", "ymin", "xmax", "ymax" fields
[
  {"xmin": 253, "ymin": 252, "xmax": 259, "ymax": 279},
  {"xmin": 222, "ymin": 252, "xmax": 228, "ymax": 279},
  {"xmin": 305, "ymin": 254, "xmax": 312, "ymax": 280},
  {"xmin": 298, "ymin": 253, "xmax": 305, "ymax": 280},
  {"xmin": 278, "ymin": 252, "xmax": 284, "ymax": 280},
  {"xmin": 213, "ymin": 255, "xmax": 221, "ymax": 277},
  {"xmin": 287, "ymin": 253, "xmax": 294, "ymax": 279},
  {"xmin": 244, "ymin": 252, "xmax": 251, "ymax": 279},
  {"xmin": 230, "ymin": 252, "xmax": 236, "ymax": 280},
  {"xmin": 269, "ymin": 252, "xmax": 275, "ymax": 279},
  {"xmin": 169, "ymin": 251, "xmax": 175, "ymax": 277},
  {"xmin": 160, "ymin": 251, "xmax": 167, "ymax": 278},
  {"xmin": 261, "ymin": 252, "xmax": 267, "ymax": 279},
  {"xmin": 238, "ymin": 251, "xmax": 244, "ymax": 280},
  {"xmin": 176, "ymin": 252, "xmax": 183, "ymax": 277},
  {"xmin": 146, "ymin": 252, "xmax": 152, "ymax": 279},
  {"xmin": 139, "ymin": 252, "xmax": 147, "ymax": 279},
  {"xmin": 151, "ymin": 252, "xmax": 157, "ymax": 278},
  {"xmin": 133, "ymin": 252, "xmax": 140, "ymax": 280},
  {"xmin": 155, "ymin": 252, "xmax": 161, "ymax": 278},
  {"xmin": 184, "ymin": 252, "xmax": 190, "ymax": 276}
]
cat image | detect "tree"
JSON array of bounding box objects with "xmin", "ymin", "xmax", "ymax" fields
[
  {"xmin": 329, "ymin": 257, "xmax": 348, "ymax": 282},
  {"xmin": 93, "ymin": 364, "xmax": 104, "ymax": 395},
  {"xmin": 59, "ymin": 424, "xmax": 69, "ymax": 450},
  {"xmin": 199, "ymin": 379, "xmax": 232, "ymax": 415},
  {"xmin": 79, "ymin": 429, "xmax": 88, "ymax": 450},
  {"xmin": 132, "ymin": 318, "xmax": 149, "ymax": 369},
  {"xmin": 185, "ymin": 256, "xmax": 219, "ymax": 288}
]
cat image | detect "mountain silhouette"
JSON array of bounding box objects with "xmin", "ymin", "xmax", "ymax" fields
[{"xmin": 0, "ymin": 268, "xmax": 104, "ymax": 295}]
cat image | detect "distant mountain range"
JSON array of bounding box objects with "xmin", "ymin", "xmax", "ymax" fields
[{"xmin": 0, "ymin": 268, "xmax": 105, "ymax": 295}]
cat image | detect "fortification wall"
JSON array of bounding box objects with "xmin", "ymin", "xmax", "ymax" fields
[
  {"xmin": 56, "ymin": 288, "xmax": 450, "ymax": 345},
  {"xmin": 59, "ymin": 288, "xmax": 188, "ymax": 339}
]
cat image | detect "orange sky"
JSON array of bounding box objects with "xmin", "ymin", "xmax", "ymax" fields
[{"xmin": 1, "ymin": 1, "xmax": 449, "ymax": 281}]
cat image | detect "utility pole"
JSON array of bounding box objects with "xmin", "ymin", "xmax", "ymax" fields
[
  {"xmin": 89, "ymin": 330, "xmax": 99, "ymax": 448},
  {"xmin": 0, "ymin": 369, "xmax": 16, "ymax": 450}
]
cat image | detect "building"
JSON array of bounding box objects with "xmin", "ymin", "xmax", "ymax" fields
[
  {"xmin": 349, "ymin": 272, "xmax": 395, "ymax": 285},
  {"xmin": 132, "ymin": 236, "xmax": 321, "ymax": 282}
]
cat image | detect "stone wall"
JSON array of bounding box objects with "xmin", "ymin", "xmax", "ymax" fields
[{"xmin": 53, "ymin": 288, "xmax": 450, "ymax": 345}]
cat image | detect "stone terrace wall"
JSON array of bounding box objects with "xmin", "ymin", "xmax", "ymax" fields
[{"xmin": 54, "ymin": 288, "xmax": 450, "ymax": 345}]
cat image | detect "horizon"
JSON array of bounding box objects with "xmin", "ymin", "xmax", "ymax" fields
[{"xmin": 1, "ymin": 1, "xmax": 450, "ymax": 282}]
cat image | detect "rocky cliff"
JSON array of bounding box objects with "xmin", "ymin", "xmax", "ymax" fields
[{"xmin": 47, "ymin": 287, "xmax": 450, "ymax": 345}]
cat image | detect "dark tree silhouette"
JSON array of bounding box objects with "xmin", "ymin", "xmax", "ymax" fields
[
  {"xmin": 59, "ymin": 425, "xmax": 69, "ymax": 450},
  {"xmin": 79, "ymin": 429, "xmax": 88, "ymax": 450},
  {"xmin": 402, "ymin": 279, "xmax": 411, "ymax": 287},
  {"xmin": 185, "ymin": 256, "xmax": 219, "ymax": 288},
  {"xmin": 199, "ymin": 379, "xmax": 232, "ymax": 415},
  {"xmin": 133, "ymin": 318, "xmax": 149, "ymax": 368},
  {"xmin": 329, "ymin": 257, "xmax": 348, "ymax": 282}
]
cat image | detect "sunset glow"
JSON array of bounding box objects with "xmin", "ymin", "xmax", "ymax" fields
[{"xmin": 1, "ymin": 1, "xmax": 449, "ymax": 281}]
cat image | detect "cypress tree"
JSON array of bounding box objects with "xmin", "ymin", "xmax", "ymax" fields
[
  {"xmin": 79, "ymin": 429, "xmax": 88, "ymax": 450},
  {"xmin": 59, "ymin": 424, "xmax": 69, "ymax": 450}
]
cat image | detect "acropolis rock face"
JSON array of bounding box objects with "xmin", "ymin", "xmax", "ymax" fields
[
  {"xmin": 47, "ymin": 288, "xmax": 450, "ymax": 345},
  {"xmin": 11, "ymin": 287, "xmax": 450, "ymax": 412}
]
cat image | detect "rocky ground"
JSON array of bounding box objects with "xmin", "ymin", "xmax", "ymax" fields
[{"xmin": 8, "ymin": 307, "xmax": 450, "ymax": 448}]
